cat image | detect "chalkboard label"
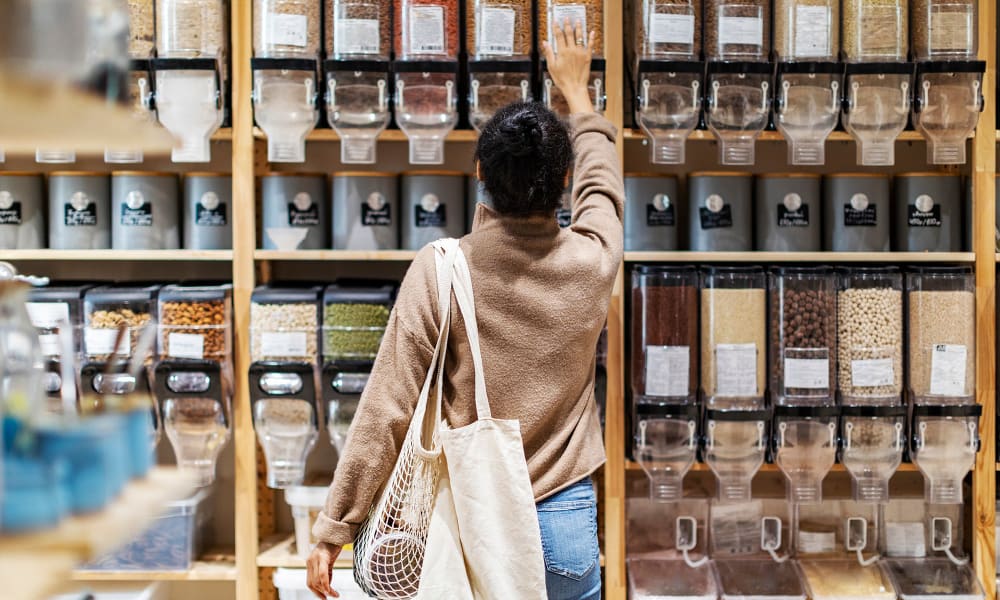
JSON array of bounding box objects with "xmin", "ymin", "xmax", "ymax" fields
[
  {"xmin": 557, "ymin": 208, "xmax": 572, "ymax": 228},
  {"xmin": 647, "ymin": 195, "xmax": 675, "ymax": 227},
  {"xmin": 195, "ymin": 202, "xmax": 228, "ymax": 227},
  {"xmin": 844, "ymin": 203, "xmax": 877, "ymax": 227},
  {"xmin": 288, "ymin": 199, "xmax": 320, "ymax": 227},
  {"xmin": 121, "ymin": 202, "xmax": 153, "ymax": 227},
  {"xmin": 777, "ymin": 204, "xmax": 810, "ymax": 227},
  {"xmin": 362, "ymin": 203, "xmax": 392, "ymax": 226},
  {"xmin": 908, "ymin": 204, "xmax": 942, "ymax": 227},
  {"xmin": 0, "ymin": 202, "xmax": 22, "ymax": 226},
  {"xmin": 416, "ymin": 205, "xmax": 446, "ymax": 227},
  {"xmin": 65, "ymin": 203, "xmax": 98, "ymax": 227},
  {"xmin": 699, "ymin": 205, "xmax": 733, "ymax": 230}
]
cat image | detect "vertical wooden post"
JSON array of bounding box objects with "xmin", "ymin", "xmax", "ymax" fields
[
  {"xmin": 971, "ymin": 0, "xmax": 996, "ymax": 593},
  {"xmin": 231, "ymin": 1, "xmax": 260, "ymax": 598}
]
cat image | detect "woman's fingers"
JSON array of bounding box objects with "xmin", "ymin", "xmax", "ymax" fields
[
  {"xmin": 559, "ymin": 17, "xmax": 572, "ymax": 51},
  {"xmin": 589, "ymin": 30, "xmax": 596, "ymax": 51},
  {"xmin": 542, "ymin": 41, "xmax": 556, "ymax": 66},
  {"xmin": 574, "ymin": 19, "xmax": 584, "ymax": 47}
]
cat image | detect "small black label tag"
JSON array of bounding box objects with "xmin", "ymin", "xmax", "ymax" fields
[
  {"xmin": 121, "ymin": 202, "xmax": 153, "ymax": 227},
  {"xmin": 65, "ymin": 203, "xmax": 98, "ymax": 227},
  {"xmin": 647, "ymin": 203, "xmax": 676, "ymax": 227},
  {"xmin": 288, "ymin": 202, "xmax": 320, "ymax": 227},
  {"xmin": 0, "ymin": 203, "xmax": 22, "ymax": 226},
  {"xmin": 907, "ymin": 204, "xmax": 942, "ymax": 227},
  {"xmin": 777, "ymin": 204, "xmax": 809, "ymax": 227},
  {"xmin": 195, "ymin": 203, "xmax": 228, "ymax": 227},
  {"xmin": 699, "ymin": 205, "xmax": 733, "ymax": 230},
  {"xmin": 844, "ymin": 204, "xmax": 877, "ymax": 227},
  {"xmin": 416, "ymin": 205, "xmax": 447, "ymax": 228},
  {"xmin": 362, "ymin": 204, "xmax": 392, "ymax": 226}
]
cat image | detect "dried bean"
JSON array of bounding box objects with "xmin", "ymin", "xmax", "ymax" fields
[
  {"xmin": 769, "ymin": 286, "xmax": 836, "ymax": 401},
  {"xmin": 87, "ymin": 309, "xmax": 153, "ymax": 361},
  {"xmin": 160, "ymin": 300, "xmax": 229, "ymax": 360},
  {"xmin": 323, "ymin": 302, "xmax": 390, "ymax": 361},
  {"xmin": 127, "ymin": 0, "xmax": 155, "ymax": 58},
  {"xmin": 837, "ymin": 288, "xmax": 903, "ymax": 400},
  {"xmin": 538, "ymin": 0, "xmax": 604, "ymax": 56}
]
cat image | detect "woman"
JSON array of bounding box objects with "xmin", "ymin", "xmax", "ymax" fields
[{"xmin": 307, "ymin": 19, "xmax": 623, "ymax": 600}]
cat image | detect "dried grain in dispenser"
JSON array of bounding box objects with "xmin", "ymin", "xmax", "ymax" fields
[{"xmin": 837, "ymin": 267, "xmax": 903, "ymax": 406}]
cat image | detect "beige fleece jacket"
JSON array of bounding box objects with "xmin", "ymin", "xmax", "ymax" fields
[{"xmin": 313, "ymin": 112, "xmax": 624, "ymax": 547}]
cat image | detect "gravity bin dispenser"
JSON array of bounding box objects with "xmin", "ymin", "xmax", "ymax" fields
[
  {"xmin": 467, "ymin": 0, "xmax": 533, "ymax": 131},
  {"xmin": 105, "ymin": 60, "xmax": 158, "ymax": 164},
  {"xmin": 840, "ymin": 405, "xmax": 905, "ymax": 505},
  {"xmin": 393, "ymin": 0, "xmax": 460, "ymax": 165},
  {"xmin": 251, "ymin": 57, "xmax": 320, "ymax": 163},
  {"xmin": 703, "ymin": 409, "xmax": 768, "ymax": 504},
  {"xmin": 773, "ymin": 405, "xmax": 839, "ymax": 505},
  {"xmin": 633, "ymin": 402, "xmax": 698, "ymax": 502},
  {"xmin": 911, "ymin": 404, "xmax": 981, "ymax": 506}
]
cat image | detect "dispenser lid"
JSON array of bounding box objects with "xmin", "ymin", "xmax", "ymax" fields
[
  {"xmin": 632, "ymin": 265, "xmax": 697, "ymax": 277},
  {"xmin": 841, "ymin": 405, "xmax": 907, "ymax": 418},
  {"xmin": 915, "ymin": 60, "xmax": 986, "ymax": 76},
  {"xmin": 159, "ymin": 283, "xmax": 232, "ymax": 303},
  {"xmin": 542, "ymin": 58, "xmax": 606, "ymax": 72},
  {"xmin": 707, "ymin": 62, "xmax": 773, "ymax": 76},
  {"xmin": 28, "ymin": 284, "xmax": 93, "ymax": 303},
  {"xmin": 251, "ymin": 57, "xmax": 318, "ymax": 73},
  {"xmin": 323, "ymin": 280, "xmax": 398, "ymax": 305},
  {"xmin": 85, "ymin": 284, "xmax": 161, "ymax": 304},
  {"xmin": 251, "ymin": 285, "xmax": 323, "ymax": 304},
  {"xmin": 706, "ymin": 408, "xmax": 770, "ymax": 422},
  {"xmin": 636, "ymin": 402, "xmax": 699, "ymax": 419},
  {"xmin": 393, "ymin": 60, "xmax": 459, "ymax": 74},
  {"xmin": 774, "ymin": 405, "xmax": 840, "ymax": 419},
  {"xmin": 152, "ymin": 57, "xmax": 220, "ymax": 72},
  {"xmin": 845, "ymin": 62, "xmax": 915, "ymax": 76},
  {"xmin": 912, "ymin": 404, "xmax": 982, "ymax": 418}
]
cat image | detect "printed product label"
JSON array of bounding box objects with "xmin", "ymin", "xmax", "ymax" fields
[
  {"xmin": 929, "ymin": 344, "xmax": 967, "ymax": 396},
  {"xmin": 930, "ymin": 9, "xmax": 973, "ymax": 53},
  {"xmin": 851, "ymin": 358, "xmax": 894, "ymax": 387},
  {"xmin": 699, "ymin": 203, "xmax": 733, "ymax": 230},
  {"xmin": 551, "ymin": 5, "xmax": 587, "ymax": 49},
  {"xmin": 267, "ymin": 13, "xmax": 309, "ymax": 48},
  {"xmin": 0, "ymin": 191, "xmax": 21, "ymax": 225},
  {"xmin": 362, "ymin": 203, "xmax": 392, "ymax": 227},
  {"xmin": 38, "ymin": 334, "xmax": 61, "ymax": 356},
  {"xmin": 715, "ymin": 343, "xmax": 757, "ymax": 397},
  {"xmin": 777, "ymin": 204, "xmax": 810, "ymax": 227},
  {"xmin": 886, "ymin": 522, "xmax": 927, "ymax": 558},
  {"xmin": 25, "ymin": 302, "xmax": 70, "ymax": 328},
  {"xmin": 784, "ymin": 358, "xmax": 830, "ymax": 390},
  {"xmin": 718, "ymin": 16, "xmax": 763, "ymax": 47},
  {"xmin": 479, "ymin": 7, "xmax": 516, "ymax": 55},
  {"xmin": 121, "ymin": 201, "xmax": 153, "ymax": 227},
  {"xmin": 908, "ymin": 198, "xmax": 942, "ymax": 227},
  {"xmin": 645, "ymin": 345, "xmax": 690, "ymax": 397},
  {"xmin": 168, "ymin": 332, "xmax": 205, "ymax": 360},
  {"xmin": 195, "ymin": 202, "xmax": 228, "ymax": 227},
  {"xmin": 844, "ymin": 202, "xmax": 877, "ymax": 227},
  {"xmin": 793, "ymin": 6, "xmax": 831, "ymax": 58},
  {"xmin": 288, "ymin": 193, "xmax": 320, "ymax": 227},
  {"xmin": 556, "ymin": 208, "xmax": 572, "ymax": 228},
  {"xmin": 650, "ymin": 13, "xmax": 695, "ymax": 45},
  {"xmin": 65, "ymin": 191, "xmax": 98, "ymax": 227},
  {"xmin": 646, "ymin": 196, "xmax": 676, "ymax": 227},
  {"xmin": 860, "ymin": 5, "xmax": 901, "ymax": 57},
  {"xmin": 798, "ymin": 530, "xmax": 837, "ymax": 554},
  {"xmin": 85, "ymin": 327, "xmax": 130, "ymax": 355},
  {"xmin": 409, "ymin": 6, "xmax": 446, "ymax": 54},
  {"xmin": 335, "ymin": 19, "xmax": 380, "ymax": 55},
  {"xmin": 260, "ymin": 331, "xmax": 308, "ymax": 357}
]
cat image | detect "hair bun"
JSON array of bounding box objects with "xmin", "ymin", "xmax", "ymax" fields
[{"xmin": 502, "ymin": 111, "xmax": 543, "ymax": 157}]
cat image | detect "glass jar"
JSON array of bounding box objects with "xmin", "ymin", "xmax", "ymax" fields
[
  {"xmin": 705, "ymin": 0, "xmax": 771, "ymax": 62},
  {"xmin": 768, "ymin": 267, "xmax": 836, "ymax": 407},
  {"xmin": 700, "ymin": 267, "xmax": 766, "ymax": 410},
  {"xmin": 842, "ymin": 0, "xmax": 908, "ymax": 62},
  {"xmin": 322, "ymin": 281, "xmax": 396, "ymax": 363},
  {"xmin": 250, "ymin": 286, "xmax": 322, "ymax": 364},
  {"xmin": 774, "ymin": 0, "xmax": 839, "ymax": 61},
  {"xmin": 636, "ymin": 0, "xmax": 702, "ymax": 61},
  {"xmin": 83, "ymin": 285, "xmax": 160, "ymax": 362},
  {"xmin": 912, "ymin": 0, "xmax": 977, "ymax": 61},
  {"xmin": 631, "ymin": 266, "xmax": 698, "ymax": 405},
  {"xmin": 906, "ymin": 267, "xmax": 975, "ymax": 404},
  {"xmin": 837, "ymin": 267, "xmax": 903, "ymax": 406}
]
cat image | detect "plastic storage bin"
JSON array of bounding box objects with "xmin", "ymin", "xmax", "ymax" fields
[
  {"xmin": 0, "ymin": 172, "xmax": 44, "ymax": 250},
  {"xmin": 82, "ymin": 487, "xmax": 213, "ymax": 571},
  {"xmin": 48, "ymin": 172, "xmax": 111, "ymax": 250},
  {"xmin": 837, "ymin": 267, "xmax": 903, "ymax": 406},
  {"xmin": 628, "ymin": 559, "xmax": 718, "ymax": 600},
  {"xmin": 715, "ymin": 558, "xmax": 807, "ymax": 600},
  {"xmin": 51, "ymin": 583, "xmax": 166, "ymax": 600},
  {"xmin": 285, "ymin": 485, "xmax": 328, "ymax": 559},
  {"xmin": 884, "ymin": 558, "xmax": 984, "ymax": 600},
  {"xmin": 800, "ymin": 559, "xmax": 896, "ymax": 600},
  {"xmin": 83, "ymin": 285, "xmax": 160, "ymax": 362},
  {"xmin": 322, "ymin": 282, "xmax": 396, "ymax": 362},
  {"xmin": 624, "ymin": 174, "xmax": 679, "ymax": 252},
  {"xmin": 273, "ymin": 567, "xmax": 367, "ymax": 600}
]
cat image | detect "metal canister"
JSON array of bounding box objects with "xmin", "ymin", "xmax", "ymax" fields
[
  {"xmin": 624, "ymin": 173, "xmax": 679, "ymax": 252},
  {"xmin": 331, "ymin": 172, "xmax": 399, "ymax": 251},
  {"xmin": 260, "ymin": 173, "xmax": 327, "ymax": 250},
  {"xmin": 401, "ymin": 172, "xmax": 466, "ymax": 250},
  {"xmin": 48, "ymin": 172, "xmax": 111, "ymax": 250},
  {"xmin": 823, "ymin": 174, "xmax": 891, "ymax": 252},
  {"xmin": 0, "ymin": 172, "xmax": 45, "ymax": 249},
  {"xmin": 754, "ymin": 174, "xmax": 822, "ymax": 252},
  {"xmin": 183, "ymin": 173, "xmax": 232, "ymax": 250},
  {"xmin": 687, "ymin": 172, "xmax": 753, "ymax": 251},
  {"xmin": 111, "ymin": 172, "xmax": 180, "ymax": 250},
  {"xmin": 893, "ymin": 173, "xmax": 962, "ymax": 252}
]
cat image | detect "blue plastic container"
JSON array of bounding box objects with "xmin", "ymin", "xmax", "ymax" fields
[
  {"xmin": 124, "ymin": 408, "xmax": 155, "ymax": 479},
  {"xmin": 98, "ymin": 413, "xmax": 131, "ymax": 496},
  {"xmin": 1, "ymin": 455, "xmax": 68, "ymax": 532},
  {"xmin": 37, "ymin": 418, "xmax": 115, "ymax": 514}
]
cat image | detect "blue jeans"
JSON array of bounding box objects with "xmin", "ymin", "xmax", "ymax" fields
[{"xmin": 536, "ymin": 478, "xmax": 602, "ymax": 600}]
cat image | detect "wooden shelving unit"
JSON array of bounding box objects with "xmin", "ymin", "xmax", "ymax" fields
[
  {"xmin": 254, "ymin": 250, "xmax": 418, "ymax": 262},
  {"xmin": 3, "ymin": 250, "xmax": 234, "ymax": 261},
  {"xmin": 624, "ymin": 251, "xmax": 977, "ymax": 264},
  {"xmin": 73, "ymin": 557, "xmax": 238, "ymax": 582}
]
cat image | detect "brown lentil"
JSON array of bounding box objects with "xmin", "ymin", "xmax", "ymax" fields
[
  {"xmin": 466, "ymin": 0, "xmax": 533, "ymax": 58},
  {"xmin": 837, "ymin": 287, "xmax": 903, "ymax": 400},
  {"xmin": 842, "ymin": 0, "xmax": 908, "ymax": 62},
  {"xmin": 635, "ymin": 0, "xmax": 702, "ymax": 60},
  {"xmin": 160, "ymin": 300, "xmax": 229, "ymax": 360},
  {"xmin": 127, "ymin": 0, "xmax": 155, "ymax": 58},
  {"xmin": 325, "ymin": 0, "xmax": 392, "ymax": 58},
  {"xmin": 394, "ymin": 0, "xmax": 460, "ymax": 58},
  {"xmin": 538, "ymin": 0, "xmax": 604, "ymax": 57},
  {"xmin": 773, "ymin": 0, "xmax": 840, "ymax": 61},
  {"xmin": 911, "ymin": 0, "xmax": 977, "ymax": 60},
  {"xmin": 253, "ymin": 0, "xmax": 321, "ymax": 58},
  {"xmin": 705, "ymin": 0, "xmax": 771, "ymax": 61},
  {"xmin": 907, "ymin": 290, "xmax": 975, "ymax": 399}
]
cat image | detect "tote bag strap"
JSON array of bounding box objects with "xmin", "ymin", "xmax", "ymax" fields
[{"xmin": 449, "ymin": 246, "xmax": 492, "ymax": 421}]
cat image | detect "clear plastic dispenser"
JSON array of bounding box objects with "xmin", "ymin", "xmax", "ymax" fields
[
  {"xmin": 323, "ymin": 361, "xmax": 371, "ymax": 456},
  {"xmin": 838, "ymin": 267, "xmax": 903, "ymax": 406},
  {"xmin": 250, "ymin": 362, "xmax": 319, "ymax": 489},
  {"xmin": 715, "ymin": 558, "xmax": 807, "ymax": 600},
  {"xmin": 324, "ymin": 0, "xmax": 392, "ymax": 164},
  {"xmin": 840, "ymin": 405, "xmax": 905, "ymax": 504},
  {"xmin": 775, "ymin": 63, "xmax": 842, "ymax": 165},
  {"xmin": 769, "ymin": 267, "xmax": 837, "ymax": 407},
  {"xmin": 633, "ymin": 0, "xmax": 703, "ymax": 164},
  {"xmin": 842, "ymin": 64, "xmax": 914, "ymax": 166},
  {"xmin": 394, "ymin": 0, "xmax": 460, "ymax": 165},
  {"xmin": 704, "ymin": 62, "xmax": 771, "ymax": 165},
  {"xmin": 633, "ymin": 403, "xmax": 698, "ymax": 502},
  {"xmin": 773, "ymin": 405, "xmax": 839, "ymax": 504},
  {"xmin": 467, "ymin": 0, "xmax": 533, "ymax": 131},
  {"xmin": 153, "ymin": 0, "xmax": 228, "ymax": 163},
  {"xmin": 911, "ymin": 404, "xmax": 981, "ymax": 505},
  {"xmin": 154, "ymin": 360, "xmax": 231, "ymax": 486},
  {"xmin": 885, "ymin": 558, "xmax": 985, "ymax": 600},
  {"xmin": 628, "ymin": 558, "xmax": 718, "ymax": 600},
  {"xmin": 105, "ymin": 61, "xmax": 158, "ymax": 164},
  {"xmin": 704, "ymin": 409, "xmax": 768, "ymax": 503},
  {"xmin": 540, "ymin": 1, "xmax": 606, "ymax": 117}
]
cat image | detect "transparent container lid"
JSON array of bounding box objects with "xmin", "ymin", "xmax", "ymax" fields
[
  {"xmin": 254, "ymin": 397, "xmax": 319, "ymax": 488},
  {"xmin": 163, "ymin": 396, "xmax": 229, "ymax": 486},
  {"xmin": 326, "ymin": 67, "xmax": 391, "ymax": 164},
  {"xmin": 884, "ymin": 559, "xmax": 985, "ymax": 600},
  {"xmin": 636, "ymin": 67, "xmax": 702, "ymax": 164},
  {"xmin": 254, "ymin": 68, "xmax": 319, "ymax": 163},
  {"xmin": 775, "ymin": 68, "xmax": 841, "ymax": 165},
  {"xmin": 843, "ymin": 70, "xmax": 912, "ymax": 166},
  {"xmin": 544, "ymin": 67, "xmax": 606, "ymax": 117},
  {"xmin": 715, "ymin": 558, "xmax": 807, "ymax": 600},
  {"xmin": 470, "ymin": 70, "xmax": 532, "ymax": 132},
  {"xmin": 704, "ymin": 410, "xmax": 767, "ymax": 503},
  {"xmin": 914, "ymin": 69, "xmax": 983, "ymax": 166},
  {"xmin": 628, "ymin": 559, "xmax": 718, "ymax": 600},
  {"xmin": 800, "ymin": 559, "xmax": 896, "ymax": 600}
]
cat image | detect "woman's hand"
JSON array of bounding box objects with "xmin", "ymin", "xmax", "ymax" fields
[
  {"xmin": 306, "ymin": 542, "xmax": 342, "ymax": 599},
  {"xmin": 542, "ymin": 19, "xmax": 596, "ymax": 115}
]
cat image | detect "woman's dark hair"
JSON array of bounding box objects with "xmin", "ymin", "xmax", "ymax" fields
[{"xmin": 474, "ymin": 102, "xmax": 572, "ymax": 216}]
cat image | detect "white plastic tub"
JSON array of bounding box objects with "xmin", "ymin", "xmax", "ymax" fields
[
  {"xmin": 274, "ymin": 567, "xmax": 366, "ymax": 600},
  {"xmin": 285, "ymin": 485, "xmax": 329, "ymax": 559}
]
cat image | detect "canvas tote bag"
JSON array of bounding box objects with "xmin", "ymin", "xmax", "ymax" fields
[{"xmin": 416, "ymin": 239, "xmax": 548, "ymax": 599}]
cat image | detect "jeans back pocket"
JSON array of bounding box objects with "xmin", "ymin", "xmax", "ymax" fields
[{"xmin": 537, "ymin": 498, "xmax": 599, "ymax": 580}]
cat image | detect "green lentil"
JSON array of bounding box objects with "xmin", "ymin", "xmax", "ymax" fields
[{"xmin": 323, "ymin": 303, "xmax": 391, "ymax": 360}]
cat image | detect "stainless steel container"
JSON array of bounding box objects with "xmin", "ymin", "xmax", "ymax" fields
[
  {"xmin": 687, "ymin": 172, "xmax": 753, "ymax": 251},
  {"xmin": 48, "ymin": 172, "xmax": 111, "ymax": 250},
  {"xmin": 754, "ymin": 174, "xmax": 822, "ymax": 252},
  {"xmin": 111, "ymin": 171, "xmax": 180, "ymax": 250},
  {"xmin": 892, "ymin": 173, "xmax": 962, "ymax": 252},
  {"xmin": 331, "ymin": 172, "xmax": 399, "ymax": 251},
  {"xmin": 183, "ymin": 173, "xmax": 232, "ymax": 250},
  {"xmin": 260, "ymin": 173, "xmax": 327, "ymax": 250},
  {"xmin": 0, "ymin": 172, "xmax": 45, "ymax": 249},
  {"xmin": 823, "ymin": 174, "xmax": 891, "ymax": 252},
  {"xmin": 624, "ymin": 173, "xmax": 679, "ymax": 252},
  {"xmin": 401, "ymin": 172, "xmax": 466, "ymax": 250}
]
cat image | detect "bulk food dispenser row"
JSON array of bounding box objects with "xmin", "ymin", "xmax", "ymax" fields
[
  {"xmin": 249, "ymin": 0, "xmax": 606, "ymax": 165},
  {"xmin": 633, "ymin": 0, "xmax": 985, "ymax": 166},
  {"xmin": 629, "ymin": 264, "xmax": 984, "ymax": 600}
]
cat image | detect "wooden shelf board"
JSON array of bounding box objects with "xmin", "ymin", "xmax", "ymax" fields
[
  {"xmin": 624, "ymin": 130, "xmax": 938, "ymax": 143},
  {"xmin": 257, "ymin": 535, "xmax": 353, "ymax": 569},
  {"xmin": 3, "ymin": 249, "xmax": 234, "ymax": 261},
  {"xmin": 73, "ymin": 554, "xmax": 237, "ymax": 582},
  {"xmin": 255, "ymin": 249, "xmax": 418, "ymax": 261},
  {"xmin": 624, "ymin": 460, "xmax": 920, "ymax": 473},
  {"xmin": 624, "ymin": 251, "xmax": 975, "ymax": 263},
  {"xmin": 254, "ymin": 127, "xmax": 479, "ymax": 143}
]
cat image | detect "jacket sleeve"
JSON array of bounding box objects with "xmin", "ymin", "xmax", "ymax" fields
[
  {"xmin": 312, "ymin": 246, "xmax": 440, "ymax": 547},
  {"xmin": 566, "ymin": 112, "xmax": 625, "ymax": 269}
]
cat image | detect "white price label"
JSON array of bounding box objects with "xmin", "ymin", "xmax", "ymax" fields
[
  {"xmin": 645, "ymin": 345, "xmax": 690, "ymax": 398},
  {"xmin": 335, "ymin": 19, "xmax": 380, "ymax": 55},
  {"xmin": 851, "ymin": 358, "xmax": 895, "ymax": 387},
  {"xmin": 650, "ymin": 13, "xmax": 695, "ymax": 45},
  {"xmin": 261, "ymin": 331, "xmax": 308, "ymax": 357},
  {"xmin": 715, "ymin": 343, "xmax": 757, "ymax": 397},
  {"xmin": 551, "ymin": 5, "xmax": 587, "ymax": 50},
  {"xmin": 784, "ymin": 358, "xmax": 830, "ymax": 390},
  {"xmin": 85, "ymin": 327, "xmax": 130, "ymax": 355},
  {"xmin": 793, "ymin": 6, "xmax": 830, "ymax": 58},
  {"xmin": 409, "ymin": 6, "xmax": 446, "ymax": 54},
  {"xmin": 929, "ymin": 344, "xmax": 967, "ymax": 396},
  {"xmin": 25, "ymin": 302, "xmax": 70, "ymax": 328},
  {"xmin": 718, "ymin": 16, "xmax": 763, "ymax": 47},
  {"xmin": 478, "ymin": 7, "xmax": 516, "ymax": 55},
  {"xmin": 38, "ymin": 333, "xmax": 61, "ymax": 356},
  {"xmin": 886, "ymin": 522, "xmax": 926, "ymax": 558},
  {"xmin": 267, "ymin": 13, "xmax": 309, "ymax": 48},
  {"xmin": 168, "ymin": 332, "xmax": 205, "ymax": 360}
]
